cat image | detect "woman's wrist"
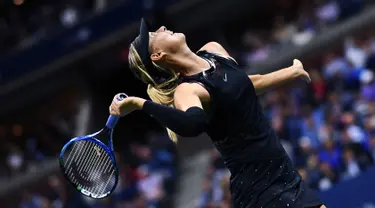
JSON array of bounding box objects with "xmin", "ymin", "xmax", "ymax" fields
[
  {"xmin": 132, "ymin": 97, "xmax": 147, "ymax": 110},
  {"xmin": 288, "ymin": 66, "xmax": 298, "ymax": 78}
]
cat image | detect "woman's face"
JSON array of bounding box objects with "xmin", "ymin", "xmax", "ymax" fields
[{"xmin": 149, "ymin": 26, "xmax": 186, "ymax": 61}]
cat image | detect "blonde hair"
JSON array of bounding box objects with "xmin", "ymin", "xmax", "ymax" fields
[{"xmin": 128, "ymin": 44, "xmax": 180, "ymax": 143}]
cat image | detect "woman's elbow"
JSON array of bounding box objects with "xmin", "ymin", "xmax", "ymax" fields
[
  {"xmin": 177, "ymin": 123, "xmax": 207, "ymax": 137},
  {"xmin": 249, "ymin": 75, "xmax": 265, "ymax": 95}
]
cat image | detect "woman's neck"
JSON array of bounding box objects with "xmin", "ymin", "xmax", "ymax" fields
[{"xmin": 168, "ymin": 49, "xmax": 211, "ymax": 76}]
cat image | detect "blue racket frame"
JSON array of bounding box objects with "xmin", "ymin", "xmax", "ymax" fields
[{"xmin": 59, "ymin": 93, "xmax": 127, "ymax": 199}]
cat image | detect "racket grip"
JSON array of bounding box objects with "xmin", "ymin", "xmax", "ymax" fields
[
  {"xmin": 106, "ymin": 115, "xmax": 119, "ymax": 129},
  {"xmin": 106, "ymin": 93, "xmax": 127, "ymax": 129}
]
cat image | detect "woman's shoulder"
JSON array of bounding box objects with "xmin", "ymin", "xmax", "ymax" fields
[
  {"xmin": 197, "ymin": 42, "xmax": 238, "ymax": 66},
  {"xmin": 198, "ymin": 42, "xmax": 229, "ymax": 56}
]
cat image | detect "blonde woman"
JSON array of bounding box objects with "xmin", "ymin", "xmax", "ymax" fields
[{"xmin": 109, "ymin": 19, "xmax": 325, "ymax": 208}]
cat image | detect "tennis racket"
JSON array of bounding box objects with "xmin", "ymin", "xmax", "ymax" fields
[{"xmin": 59, "ymin": 93, "xmax": 127, "ymax": 199}]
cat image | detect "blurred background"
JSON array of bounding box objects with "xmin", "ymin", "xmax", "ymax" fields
[{"xmin": 0, "ymin": 0, "xmax": 375, "ymax": 207}]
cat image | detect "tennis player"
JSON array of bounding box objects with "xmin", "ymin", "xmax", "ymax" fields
[{"xmin": 109, "ymin": 19, "xmax": 325, "ymax": 208}]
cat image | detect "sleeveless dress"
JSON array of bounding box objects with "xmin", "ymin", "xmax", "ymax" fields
[{"xmin": 179, "ymin": 51, "xmax": 323, "ymax": 208}]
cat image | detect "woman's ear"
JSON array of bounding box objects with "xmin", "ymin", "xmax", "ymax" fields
[{"xmin": 151, "ymin": 52, "xmax": 166, "ymax": 62}]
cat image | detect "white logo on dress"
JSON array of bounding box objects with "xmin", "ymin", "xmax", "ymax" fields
[{"xmin": 223, "ymin": 73, "xmax": 228, "ymax": 82}]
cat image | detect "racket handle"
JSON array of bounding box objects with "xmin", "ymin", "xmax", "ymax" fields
[
  {"xmin": 106, "ymin": 115, "xmax": 119, "ymax": 129},
  {"xmin": 106, "ymin": 93, "xmax": 128, "ymax": 129},
  {"xmin": 117, "ymin": 93, "xmax": 128, "ymax": 101}
]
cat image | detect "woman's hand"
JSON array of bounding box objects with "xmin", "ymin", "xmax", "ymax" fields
[
  {"xmin": 292, "ymin": 59, "xmax": 311, "ymax": 83},
  {"xmin": 109, "ymin": 94, "xmax": 147, "ymax": 117}
]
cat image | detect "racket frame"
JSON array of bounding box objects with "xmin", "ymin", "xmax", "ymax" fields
[
  {"xmin": 59, "ymin": 129, "xmax": 119, "ymax": 199},
  {"xmin": 59, "ymin": 93, "xmax": 126, "ymax": 199}
]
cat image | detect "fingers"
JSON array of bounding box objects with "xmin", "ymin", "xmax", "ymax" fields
[
  {"xmin": 109, "ymin": 100, "xmax": 121, "ymax": 116},
  {"xmin": 293, "ymin": 59, "xmax": 302, "ymax": 66},
  {"xmin": 293, "ymin": 58, "xmax": 310, "ymax": 83},
  {"xmin": 305, "ymin": 75, "xmax": 311, "ymax": 83},
  {"xmin": 302, "ymin": 71, "xmax": 311, "ymax": 83},
  {"xmin": 110, "ymin": 94, "xmax": 128, "ymax": 116},
  {"xmin": 109, "ymin": 106, "xmax": 120, "ymax": 116}
]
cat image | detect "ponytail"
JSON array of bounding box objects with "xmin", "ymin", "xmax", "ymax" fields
[{"xmin": 128, "ymin": 44, "xmax": 180, "ymax": 143}]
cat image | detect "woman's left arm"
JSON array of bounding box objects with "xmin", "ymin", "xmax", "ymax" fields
[
  {"xmin": 199, "ymin": 42, "xmax": 310, "ymax": 95},
  {"xmin": 249, "ymin": 59, "xmax": 311, "ymax": 95}
]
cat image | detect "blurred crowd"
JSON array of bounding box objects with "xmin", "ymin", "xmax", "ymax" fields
[
  {"xmin": 237, "ymin": 0, "xmax": 372, "ymax": 64},
  {"xmin": 1, "ymin": 0, "xmax": 97, "ymax": 54},
  {"xmin": 0, "ymin": 0, "xmax": 165, "ymax": 55},
  {"xmin": 16, "ymin": 137, "xmax": 177, "ymax": 208},
  {"xmin": 0, "ymin": 90, "xmax": 81, "ymax": 180},
  {"xmin": 0, "ymin": 89, "xmax": 178, "ymax": 207},
  {"xmin": 3, "ymin": 135, "xmax": 176, "ymax": 208},
  {"xmin": 199, "ymin": 1, "xmax": 375, "ymax": 207},
  {"xmin": 0, "ymin": 1, "xmax": 183, "ymax": 207}
]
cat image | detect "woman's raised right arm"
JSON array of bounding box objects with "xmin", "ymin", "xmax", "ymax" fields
[{"xmin": 109, "ymin": 83, "xmax": 210, "ymax": 137}]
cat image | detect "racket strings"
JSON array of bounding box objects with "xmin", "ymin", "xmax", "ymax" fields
[{"xmin": 61, "ymin": 140, "xmax": 117, "ymax": 195}]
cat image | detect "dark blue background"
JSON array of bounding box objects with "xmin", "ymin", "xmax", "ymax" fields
[
  {"xmin": 0, "ymin": 0, "xmax": 176, "ymax": 86},
  {"xmin": 319, "ymin": 167, "xmax": 375, "ymax": 208}
]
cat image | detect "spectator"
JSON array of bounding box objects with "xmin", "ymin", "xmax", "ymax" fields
[
  {"xmin": 341, "ymin": 145, "xmax": 362, "ymax": 180},
  {"xmin": 318, "ymin": 139, "xmax": 342, "ymax": 170},
  {"xmin": 318, "ymin": 162, "xmax": 338, "ymax": 191}
]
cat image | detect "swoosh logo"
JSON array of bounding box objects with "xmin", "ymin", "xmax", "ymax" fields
[{"xmin": 223, "ymin": 73, "xmax": 228, "ymax": 82}]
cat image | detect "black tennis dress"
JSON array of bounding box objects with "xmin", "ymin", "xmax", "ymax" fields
[{"xmin": 179, "ymin": 51, "xmax": 323, "ymax": 208}]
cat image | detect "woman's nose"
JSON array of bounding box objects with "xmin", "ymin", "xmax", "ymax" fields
[{"xmin": 157, "ymin": 26, "xmax": 167, "ymax": 32}]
